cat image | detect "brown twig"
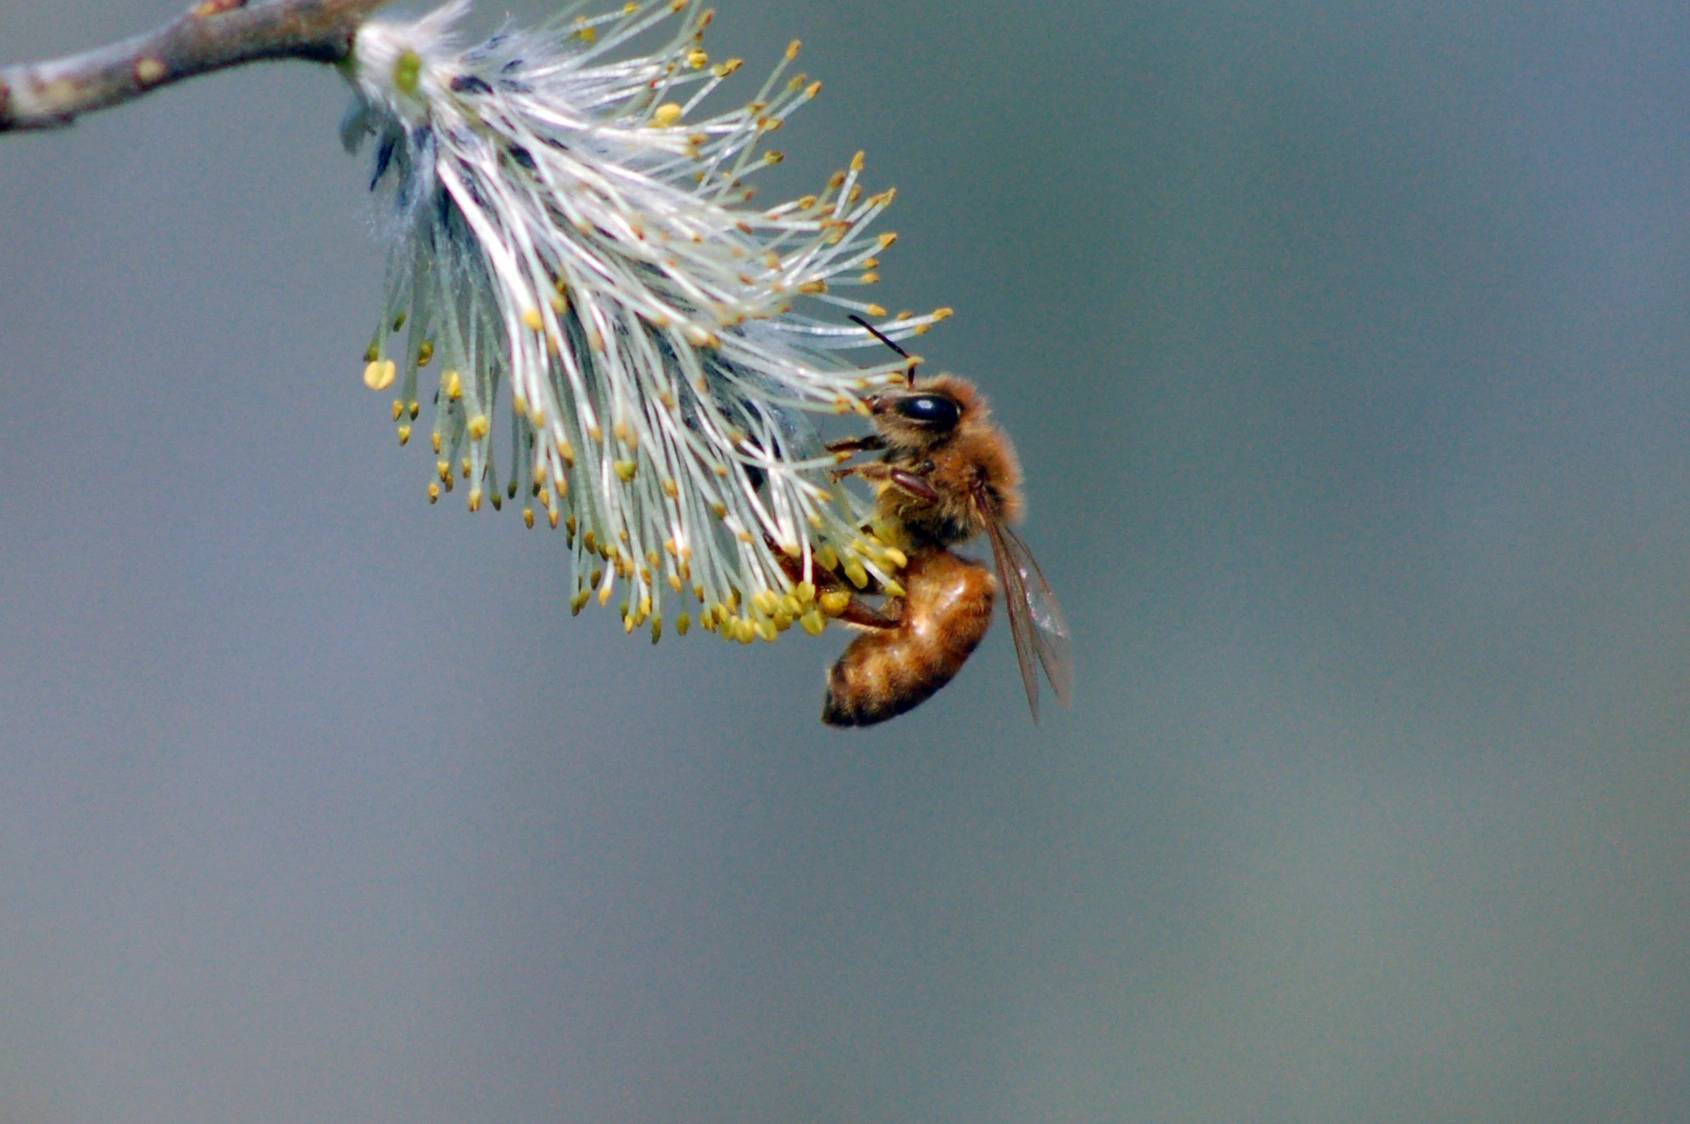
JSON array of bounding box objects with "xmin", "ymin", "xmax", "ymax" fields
[{"xmin": 0, "ymin": 0, "xmax": 396, "ymax": 133}]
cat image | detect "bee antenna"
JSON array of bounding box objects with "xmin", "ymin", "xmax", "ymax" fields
[{"xmin": 848, "ymin": 314, "xmax": 919, "ymax": 386}]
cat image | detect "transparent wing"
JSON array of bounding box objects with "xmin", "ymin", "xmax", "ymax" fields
[{"xmin": 983, "ymin": 515, "xmax": 1074, "ymax": 720}]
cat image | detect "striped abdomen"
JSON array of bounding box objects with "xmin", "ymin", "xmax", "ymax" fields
[{"xmin": 822, "ymin": 549, "xmax": 996, "ymax": 727}]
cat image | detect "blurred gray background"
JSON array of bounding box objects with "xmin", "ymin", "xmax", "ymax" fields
[{"xmin": 2, "ymin": 1, "xmax": 1687, "ymax": 1120}]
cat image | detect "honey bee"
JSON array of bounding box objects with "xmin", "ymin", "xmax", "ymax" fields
[{"xmin": 816, "ymin": 325, "xmax": 1073, "ymax": 727}]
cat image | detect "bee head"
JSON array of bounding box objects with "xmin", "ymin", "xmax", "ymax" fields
[{"xmin": 869, "ymin": 375, "xmax": 982, "ymax": 451}]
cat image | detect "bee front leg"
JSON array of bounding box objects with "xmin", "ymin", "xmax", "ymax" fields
[{"xmin": 826, "ymin": 434, "xmax": 887, "ymax": 459}]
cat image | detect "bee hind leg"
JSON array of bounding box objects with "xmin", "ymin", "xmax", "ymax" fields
[{"xmin": 770, "ymin": 537, "xmax": 899, "ymax": 626}]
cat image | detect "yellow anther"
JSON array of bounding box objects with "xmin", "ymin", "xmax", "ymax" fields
[
  {"xmin": 816, "ymin": 544, "xmax": 839, "ymax": 571},
  {"xmin": 882, "ymin": 579, "xmax": 907, "ymax": 599},
  {"xmin": 444, "ymin": 369, "xmax": 463, "ymax": 400},
  {"xmin": 865, "ymin": 303, "xmax": 887, "ymax": 318},
  {"xmin": 684, "ymin": 324, "xmax": 721, "ymax": 349},
  {"xmin": 794, "ymin": 580, "xmax": 816, "ymax": 605},
  {"xmin": 805, "ymin": 80, "xmax": 822, "ymax": 98},
  {"xmin": 460, "ymin": 457, "xmax": 472, "ymax": 478},
  {"xmin": 396, "ymin": 425, "xmax": 412, "ymax": 446},
  {"xmin": 877, "ymin": 231, "xmax": 898, "ymax": 249},
  {"xmin": 555, "ymin": 438, "xmax": 575, "ymax": 465},
  {"xmin": 780, "ymin": 594, "xmax": 802, "ymax": 618},
  {"xmin": 785, "ymin": 39, "xmax": 802, "ymax": 61},
  {"xmin": 652, "ymin": 102, "xmax": 684, "ymax": 127},
  {"xmin": 391, "ymin": 399, "xmax": 404, "ymax": 421},
  {"xmin": 363, "ymin": 359, "xmax": 397, "ymax": 391},
  {"xmin": 587, "ymin": 424, "xmax": 603, "ymax": 443},
  {"xmin": 668, "ymin": 573, "xmax": 683, "ymax": 592},
  {"xmin": 570, "ymin": 590, "xmax": 590, "ymax": 615},
  {"xmin": 427, "ymin": 482, "xmax": 440, "ymax": 503},
  {"xmin": 850, "ymin": 150, "xmax": 866, "ymax": 173},
  {"xmin": 843, "ymin": 559, "xmax": 869, "ymax": 589},
  {"xmin": 613, "ymin": 420, "xmax": 636, "ymax": 447},
  {"xmin": 756, "ymin": 619, "xmax": 778, "ymax": 643},
  {"xmin": 431, "ymin": 432, "xmax": 443, "ymax": 455},
  {"xmin": 416, "ymin": 340, "xmax": 434, "ymax": 367},
  {"xmin": 752, "ymin": 590, "xmax": 780, "ymax": 616},
  {"xmin": 522, "ymin": 308, "xmax": 544, "ymax": 331},
  {"xmin": 468, "ymin": 414, "xmax": 490, "ymax": 440},
  {"xmin": 523, "ymin": 508, "xmax": 535, "ymax": 528},
  {"xmin": 575, "ymin": 25, "xmax": 597, "ymax": 43},
  {"xmin": 614, "ymin": 460, "xmax": 638, "ymax": 482},
  {"xmin": 548, "ymin": 509, "xmax": 560, "ymax": 529},
  {"xmin": 677, "ymin": 613, "xmax": 691, "ymax": 637},
  {"xmin": 764, "ymin": 151, "xmax": 785, "ymax": 166},
  {"xmin": 598, "ymin": 581, "xmax": 615, "ymax": 607},
  {"xmin": 686, "ymin": 48, "xmax": 709, "ymax": 68},
  {"xmin": 661, "ymin": 478, "xmax": 678, "ymax": 499},
  {"xmin": 467, "ymin": 488, "xmax": 483, "ymax": 512},
  {"xmin": 393, "ymin": 49, "xmax": 421, "ymax": 96},
  {"xmin": 650, "ymin": 617, "xmax": 663, "ymax": 644},
  {"xmin": 436, "ymin": 460, "xmax": 451, "ymax": 482},
  {"xmin": 797, "ymin": 280, "xmax": 827, "ymax": 295},
  {"xmin": 800, "ymin": 608, "xmax": 826, "ymax": 635},
  {"xmin": 712, "ymin": 58, "xmax": 743, "ymax": 78},
  {"xmin": 881, "ymin": 545, "xmax": 908, "ymax": 569},
  {"xmin": 820, "ymin": 591, "xmax": 852, "ymax": 617}
]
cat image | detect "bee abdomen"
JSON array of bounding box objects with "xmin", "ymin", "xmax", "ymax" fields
[{"xmin": 821, "ymin": 550, "xmax": 996, "ymax": 727}]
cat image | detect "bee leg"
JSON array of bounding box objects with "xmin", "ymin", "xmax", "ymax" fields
[
  {"xmin": 832, "ymin": 461, "xmax": 942, "ymax": 503},
  {"xmin": 832, "ymin": 460, "xmax": 894, "ymax": 484},
  {"xmin": 825, "ymin": 434, "xmax": 886, "ymax": 459},
  {"xmin": 768, "ymin": 535, "xmax": 899, "ymax": 628},
  {"xmin": 833, "ymin": 595, "xmax": 902, "ymax": 631}
]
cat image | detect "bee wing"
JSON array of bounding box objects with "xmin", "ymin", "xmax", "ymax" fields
[{"xmin": 983, "ymin": 514, "xmax": 1075, "ymax": 720}]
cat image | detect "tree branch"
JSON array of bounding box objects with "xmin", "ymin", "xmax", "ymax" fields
[{"xmin": 0, "ymin": 0, "xmax": 396, "ymax": 133}]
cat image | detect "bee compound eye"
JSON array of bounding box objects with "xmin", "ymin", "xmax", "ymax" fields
[{"xmin": 895, "ymin": 394, "xmax": 960, "ymax": 429}]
